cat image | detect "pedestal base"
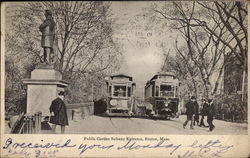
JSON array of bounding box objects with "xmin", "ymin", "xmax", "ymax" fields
[{"xmin": 23, "ymin": 67, "xmax": 68, "ymax": 116}]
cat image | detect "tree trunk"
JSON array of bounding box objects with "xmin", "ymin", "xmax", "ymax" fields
[
  {"xmin": 212, "ymin": 64, "xmax": 224, "ymax": 95},
  {"xmin": 241, "ymin": 59, "xmax": 247, "ymax": 102},
  {"xmin": 202, "ymin": 77, "xmax": 211, "ymax": 100},
  {"xmin": 204, "ymin": 84, "xmax": 209, "ymax": 99},
  {"xmin": 191, "ymin": 77, "xmax": 198, "ymax": 98}
]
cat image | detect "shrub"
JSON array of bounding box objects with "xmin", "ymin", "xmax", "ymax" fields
[{"xmin": 214, "ymin": 94, "xmax": 247, "ymax": 122}]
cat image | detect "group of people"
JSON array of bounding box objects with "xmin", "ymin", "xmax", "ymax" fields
[{"xmin": 183, "ymin": 96, "xmax": 215, "ymax": 132}]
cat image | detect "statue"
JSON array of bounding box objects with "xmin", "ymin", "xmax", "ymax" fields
[{"xmin": 39, "ymin": 10, "xmax": 56, "ymax": 64}]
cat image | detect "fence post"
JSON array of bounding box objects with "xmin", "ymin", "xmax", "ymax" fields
[
  {"xmin": 38, "ymin": 112, "xmax": 42, "ymax": 133},
  {"xmin": 27, "ymin": 115, "xmax": 32, "ymax": 134},
  {"xmin": 22, "ymin": 116, "xmax": 28, "ymax": 134},
  {"xmin": 34, "ymin": 113, "xmax": 38, "ymax": 133},
  {"xmin": 25, "ymin": 115, "xmax": 29, "ymax": 134},
  {"xmin": 31, "ymin": 115, "xmax": 35, "ymax": 134},
  {"xmin": 72, "ymin": 110, "xmax": 75, "ymax": 120}
]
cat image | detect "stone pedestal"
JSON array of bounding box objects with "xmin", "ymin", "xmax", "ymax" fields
[{"xmin": 23, "ymin": 65, "xmax": 68, "ymax": 116}]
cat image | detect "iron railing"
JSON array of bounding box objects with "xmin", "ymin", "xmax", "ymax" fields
[{"xmin": 11, "ymin": 112, "xmax": 42, "ymax": 134}]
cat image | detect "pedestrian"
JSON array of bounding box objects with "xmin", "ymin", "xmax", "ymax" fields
[
  {"xmin": 193, "ymin": 99, "xmax": 199, "ymax": 126},
  {"xmin": 207, "ymin": 99, "xmax": 215, "ymax": 131},
  {"xmin": 183, "ymin": 96, "xmax": 196, "ymax": 129},
  {"xmin": 49, "ymin": 91, "xmax": 69, "ymax": 134},
  {"xmin": 199, "ymin": 99, "xmax": 209, "ymax": 127}
]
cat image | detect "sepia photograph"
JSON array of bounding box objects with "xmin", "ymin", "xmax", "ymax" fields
[
  {"xmin": 1, "ymin": 1, "xmax": 249, "ymax": 157},
  {"xmin": 2, "ymin": 1, "xmax": 248, "ymax": 135}
]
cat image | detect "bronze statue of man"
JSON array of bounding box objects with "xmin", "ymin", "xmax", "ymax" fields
[{"xmin": 39, "ymin": 10, "xmax": 56, "ymax": 64}]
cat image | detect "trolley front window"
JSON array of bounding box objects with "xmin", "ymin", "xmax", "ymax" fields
[
  {"xmin": 113, "ymin": 85, "xmax": 127, "ymax": 97},
  {"xmin": 156, "ymin": 85, "xmax": 159, "ymax": 96},
  {"xmin": 160, "ymin": 85, "xmax": 174, "ymax": 97},
  {"xmin": 128, "ymin": 87, "xmax": 131, "ymax": 97}
]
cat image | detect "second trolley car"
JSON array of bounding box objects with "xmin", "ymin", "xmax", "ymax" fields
[
  {"xmin": 144, "ymin": 72, "xmax": 180, "ymax": 119},
  {"xmin": 105, "ymin": 74, "xmax": 136, "ymax": 116}
]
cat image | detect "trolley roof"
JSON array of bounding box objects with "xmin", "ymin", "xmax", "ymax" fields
[
  {"xmin": 146, "ymin": 71, "xmax": 177, "ymax": 86},
  {"xmin": 150, "ymin": 71, "xmax": 176, "ymax": 80},
  {"xmin": 110, "ymin": 74, "xmax": 133, "ymax": 81}
]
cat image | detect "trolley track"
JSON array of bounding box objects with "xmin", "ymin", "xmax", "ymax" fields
[{"xmin": 109, "ymin": 117, "xmax": 118, "ymax": 129}]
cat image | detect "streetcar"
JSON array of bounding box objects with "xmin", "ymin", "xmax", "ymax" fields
[
  {"xmin": 105, "ymin": 74, "xmax": 136, "ymax": 116},
  {"xmin": 144, "ymin": 72, "xmax": 180, "ymax": 119}
]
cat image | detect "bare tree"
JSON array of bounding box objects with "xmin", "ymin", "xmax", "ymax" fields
[
  {"xmin": 174, "ymin": 41, "xmax": 200, "ymax": 98},
  {"xmin": 147, "ymin": 1, "xmax": 247, "ymax": 100},
  {"xmin": 5, "ymin": 2, "xmax": 121, "ymax": 104},
  {"xmin": 7, "ymin": 2, "xmax": 121, "ymax": 80},
  {"xmin": 152, "ymin": 2, "xmax": 227, "ymax": 99},
  {"xmin": 195, "ymin": 1, "xmax": 247, "ymax": 101}
]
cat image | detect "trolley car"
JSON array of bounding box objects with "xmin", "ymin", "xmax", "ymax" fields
[
  {"xmin": 105, "ymin": 74, "xmax": 136, "ymax": 116},
  {"xmin": 144, "ymin": 72, "xmax": 180, "ymax": 119}
]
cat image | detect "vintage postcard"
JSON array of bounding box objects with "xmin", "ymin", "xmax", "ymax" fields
[{"xmin": 1, "ymin": 1, "xmax": 249, "ymax": 157}]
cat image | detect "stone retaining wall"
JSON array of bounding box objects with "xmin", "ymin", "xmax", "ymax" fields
[{"xmin": 66, "ymin": 102, "xmax": 94, "ymax": 120}]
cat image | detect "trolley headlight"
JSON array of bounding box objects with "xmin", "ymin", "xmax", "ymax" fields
[
  {"xmin": 165, "ymin": 102, "xmax": 168, "ymax": 107},
  {"xmin": 110, "ymin": 99, "xmax": 117, "ymax": 106}
]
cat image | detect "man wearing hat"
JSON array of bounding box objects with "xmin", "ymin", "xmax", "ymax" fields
[
  {"xmin": 199, "ymin": 99, "xmax": 209, "ymax": 127},
  {"xmin": 193, "ymin": 98, "xmax": 199, "ymax": 126},
  {"xmin": 183, "ymin": 96, "xmax": 196, "ymax": 129},
  {"xmin": 207, "ymin": 99, "xmax": 215, "ymax": 131},
  {"xmin": 49, "ymin": 91, "xmax": 69, "ymax": 134},
  {"xmin": 39, "ymin": 9, "xmax": 56, "ymax": 64}
]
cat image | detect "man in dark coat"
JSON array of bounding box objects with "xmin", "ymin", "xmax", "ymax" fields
[
  {"xmin": 49, "ymin": 91, "xmax": 68, "ymax": 134},
  {"xmin": 207, "ymin": 99, "xmax": 215, "ymax": 131},
  {"xmin": 183, "ymin": 96, "xmax": 196, "ymax": 129},
  {"xmin": 199, "ymin": 99, "xmax": 209, "ymax": 127},
  {"xmin": 193, "ymin": 100, "xmax": 199, "ymax": 126}
]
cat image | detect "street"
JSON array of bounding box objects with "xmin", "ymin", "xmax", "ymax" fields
[
  {"xmin": 62, "ymin": 115, "xmax": 247, "ymax": 135},
  {"xmin": 4, "ymin": 114, "xmax": 247, "ymax": 135}
]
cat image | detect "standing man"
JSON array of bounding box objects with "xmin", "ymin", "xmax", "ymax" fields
[
  {"xmin": 39, "ymin": 10, "xmax": 56, "ymax": 64},
  {"xmin": 207, "ymin": 99, "xmax": 215, "ymax": 131},
  {"xmin": 199, "ymin": 99, "xmax": 209, "ymax": 127},
  {"xmin": 183, "ymin": 96, "xmax": 196, "ymax": 129},
  {"xmin": 49, "ymin": 91, "xmax": 69, "ymax": 134},
  {"xmin": 193, "ymin": 99, "xmax": 199, "ymax": 126}
]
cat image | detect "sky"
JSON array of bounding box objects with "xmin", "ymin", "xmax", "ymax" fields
[{"xmin": 110, "ymin": 2, "xmax": 176, "ymax": 98}]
